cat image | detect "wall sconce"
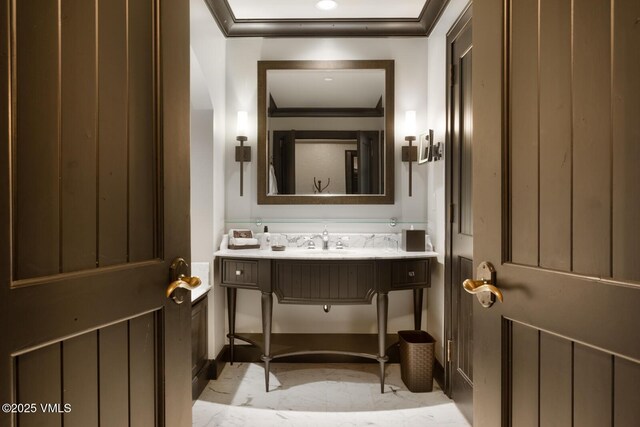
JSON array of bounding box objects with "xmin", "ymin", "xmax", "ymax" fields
[
  {"xmin": 401, "ymin": 111, "xmax": 417, "ymax": 197},
  {"xmin": 235, "ymin": 111, "xmax": 251, "ymax": 196}
]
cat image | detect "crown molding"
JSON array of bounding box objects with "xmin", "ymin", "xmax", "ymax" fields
[{"xmin": 204, "ymin": 0, "xmax": 450, "ymax": 38}]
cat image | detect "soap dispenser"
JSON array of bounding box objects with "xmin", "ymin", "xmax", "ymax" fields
[{"xmin": 261, "ymin": 226, "xmax": 271, "ymax": 250}]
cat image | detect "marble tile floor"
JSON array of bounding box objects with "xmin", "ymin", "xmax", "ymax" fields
[{"xmin": 193, "ymin": 363, "xmax": 471, "ymax": 427}]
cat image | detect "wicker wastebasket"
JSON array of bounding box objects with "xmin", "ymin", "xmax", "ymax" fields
[{"xmin": 398, "ymin": 330, "xmax": 436, "ymax": 392}]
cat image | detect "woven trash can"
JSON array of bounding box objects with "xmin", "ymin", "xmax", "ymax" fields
[{"xmin": 398, "ymin": 330, "xmax": 436, "ymax": 392}]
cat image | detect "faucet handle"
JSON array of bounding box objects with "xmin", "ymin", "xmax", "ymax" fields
[
  {"xmin": 307, "ymin": 239, "xmax": 316, "ymax": 249},
  {"xmin": 336, "ymin": 236, "xmax": 348, "ymax": 249}
]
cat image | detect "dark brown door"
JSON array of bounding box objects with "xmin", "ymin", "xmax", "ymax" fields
[
  {"xmin": 272, "ymin": 130, "xmax": 296, "ymax": 194},
  {"xmin": 446, "ymin": 5, "xmax": 473, "ymax": 423},
  {"xmin": 0, "ymin": 0, "xmax": 192, "ymax": 425},
  {"xmin": 357, "ymin": 131, "xmax": 382, "ymax": 194},
  {"xmin": 474, "ymin": 0, "xmax": 640, "ymax": 425},
  {"xmin": 345, "ymin": 150, "xmax": 358, "ymax": 194}
]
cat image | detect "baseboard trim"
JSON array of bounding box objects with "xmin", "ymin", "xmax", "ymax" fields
[
  {"xmin": 211, "ymin": 347, "xmax": 228, "ymax": 379},
  {"xmin": 192, "ymin": 360, "xmax": 214, "ymax": 400},
  {"xmin": 434, "ymin": 358, "xmax": 445, "ymax": 391}
]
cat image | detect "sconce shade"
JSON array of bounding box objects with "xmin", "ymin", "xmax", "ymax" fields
[
  {"xmin": 237, "ymin": 111, "xmax": 248, "ymax": 137},
  {"xmin": 405, "ymin": 110, "xmax": 416, "ymax": 137}
]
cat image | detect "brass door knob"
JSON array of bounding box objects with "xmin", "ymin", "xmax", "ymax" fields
[
  {"xmin": 463, "ymin": 261, "xmax": 502, "ymax": 308},
  {"xmin": 167, "ymin": 257, "xmax": 202, "ymax": 304}
]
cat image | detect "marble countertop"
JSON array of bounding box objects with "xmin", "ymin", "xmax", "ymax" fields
[
  {"xmin": 214, "ymin": 247, "xmax": 437, "ymax": 260},
  {"xmin": 191, "ymin": 283, "xmax": 212, "ymax": 302}
]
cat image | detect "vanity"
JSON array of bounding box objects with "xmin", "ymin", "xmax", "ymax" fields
[
  {"xmin": 217, "ymin": 58, "xmax": 434, "ymax": 393},
  {"xmin": 215, "ymin": 234, "xmax": 437, "ymax": 393}
]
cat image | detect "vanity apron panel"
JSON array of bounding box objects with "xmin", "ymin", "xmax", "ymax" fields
[{"xmin": 273, "ymin": 260, "xmax": 376, "ymax": 305}]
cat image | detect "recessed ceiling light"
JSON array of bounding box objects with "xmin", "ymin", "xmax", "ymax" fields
[
  {"xmin": 316, "ymin": 0, "xmax": 337, "ymax": 11},
  {"xmin": 324, "ymin": 77, "xmax": 333, "ymax": 82}
]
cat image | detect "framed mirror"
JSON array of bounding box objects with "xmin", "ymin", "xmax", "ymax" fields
[{"xmin": 257, "ymin": 60, "xmax": 395, "ymax": 204}]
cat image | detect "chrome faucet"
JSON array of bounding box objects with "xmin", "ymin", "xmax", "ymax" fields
[
  {"xmin": 322, "ymin": 226, "xmax": 329, "ymax": 250},
  {"xmin": 336, "ymin": 236, "xmax": 348, "ymax": 249}
]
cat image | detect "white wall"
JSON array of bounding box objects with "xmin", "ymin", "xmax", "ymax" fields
[
  {"xmin": 190, "ymin": 48, "xmax": 214, "ymax": 262},
  {"xmin": 295, "ymin": 141, "xmax": 356, "ymax": 194},
  {"xmin": 425, "ymin": 0, "xmax": 472, "ymax": 365},
  {"xmin": 223, "ymin": 38, "xmax": 430, "ymax": 337},
  {"xmin": 225, "ymin": 38, "xmax": 429, "ymax": 233},
  {"xmin": 190, "ymin": 0, "xmax": 227, "ymax": 358},
  {"xmin": 190, "ymin": 108, "xmax": 214, "ymax": 259}
]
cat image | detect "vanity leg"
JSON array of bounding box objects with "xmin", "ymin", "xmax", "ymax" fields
[
  {"xmin": 413, "ymin": 288, "xmax": 424, "ymax": 330},
  {"xmin": 261, "ymin": 291, "xmax": 273, "ymax": 392},
  {"xmin": 377, "ymin": 291, "xmax": 389, "ymax": 394},
  {"xmin": 227, "ymin": 288, "xmax": 237, "ymax": 365}
]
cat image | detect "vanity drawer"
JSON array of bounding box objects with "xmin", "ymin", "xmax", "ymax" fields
[
  {"xmin": 222, "ymin": 259, "xmax": 259, "ymax": 288},
  {"xmin": 391, "ymin": 259, "xmax": 430, "ymax": 288}
]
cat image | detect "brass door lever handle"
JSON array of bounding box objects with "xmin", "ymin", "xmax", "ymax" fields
[
  {"xmin": 167, "ymin": 257, "xmax": 201, "ymax": 305},
  {"xmin": 463, "ymin": 279, "xmax": 503, "ymax": 302},
  {"xmin": 463, "ymin": 261, "xmax": 502, "ymax": 308},
  {"xmin": 166, "ymin": 275, "xmax": 202, "ymax": 300}
]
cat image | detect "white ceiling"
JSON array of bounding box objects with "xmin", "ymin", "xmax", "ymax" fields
[
  {"xmin": 227, "ymin": 0, "xmax": 426, "ymax": 20},
  {"xmin": 267, "ymin": 69, "xmax": 384, "ymax": 108}
]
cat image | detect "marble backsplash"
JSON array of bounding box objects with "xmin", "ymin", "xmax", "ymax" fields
[{"xmin": 221, "ymin": 232, "xmax": 433, "ymax": 251}]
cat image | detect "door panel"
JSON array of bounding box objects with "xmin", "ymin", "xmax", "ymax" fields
[
  {"xmin": 455, "ymin": 256, "xmax": 473, "ymax": 384},
  {"xmin": 15, "ymin": 313, "xmax": 159, "ymax": 426},
  {"xmin": 572, "ymin": 0, "xmax": 611, "ymax": 277},
  {"xmin": 14, "ymin": 0, "xmax": 61, "ymax": 280},
  {"xmin": 503, "ymin": 320, "xmax": 640, "ymax": 426},
  {"xmin": 60, "ymin": 0, "xmax": 98, "ymax": 273},
  {"xmin": 14, "ymin": 0, "xmax": 158, "ymax": 281},
  {"xmin": 0, "ymin": 0, "xmax": 192, "ymax": 425},
  {"xmin": 99, "ymin": 322, "xmax": 132, "ymax": 427},
  {"xmin": 473, "ymin": 0, "xmax": 640, "ymax": 425},
  {"xmin": 612, "ymin": 0, "xmax": 640, "ymax": 282},
  {"xmin": 538, "ymin": 0, "xmax": 571, "ymax": 271},
  {"xmin": 508, "ymin": 0, "xmax": 639, "ymax": 278},
  {"xmin": 447, "ymin": 6, "xmax": 473, "ymax": 423},
  {"xmin": 573, "ymin": 343, "xmax": 611, "ymax": 427},
  {"xmin": 510, "ymin": 323, "xmax": 538, "ymax": 427},
  {"xmin": 614, "ymin": 358, "xmax": 640, "ymax": 424},
  {"xmin": 509, "ymin": 0, "xmax": 538, "ymax": 267},
  {"xmin": 16, "ymin": 344, "xmax": 61, "ymax": 427},
  {"xmin": 459, "ymin": 51, "xmax": 473, "ymax": 237},
  {"xmin": 129, "ymin": 313, "xmax": 158, "ymax": 427},
  {"xmin": 63, "ymin": 332, "xmax": 99, "ymax": 427},
  {"xmin": 128, "ymin": 0, "xmax": 157, "ymax": 264},
  {"xmin": 539, "ymin": 332, "xmax": 572, "ymax": 427},
  {"xmin": 98, "ymin": 0, "xmax": 129, "ymax": 267}
]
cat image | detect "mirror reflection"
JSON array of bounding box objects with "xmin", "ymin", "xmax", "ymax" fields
[
  {"xmin": 267, "ymin": 70, "xmax": 385, "ymax": 195},
  {"xmin": 266, "ymin": 68, "xmax": 386, "ymax": 196}
]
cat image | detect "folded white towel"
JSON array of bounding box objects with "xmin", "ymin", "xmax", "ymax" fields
[
  {"xmin": 229, "ymin": 237, "xmax": 259, "ymax": 246},
  {"xmin": 268, "ymin": 164, "xmax": 279, "ymax": 195}
]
